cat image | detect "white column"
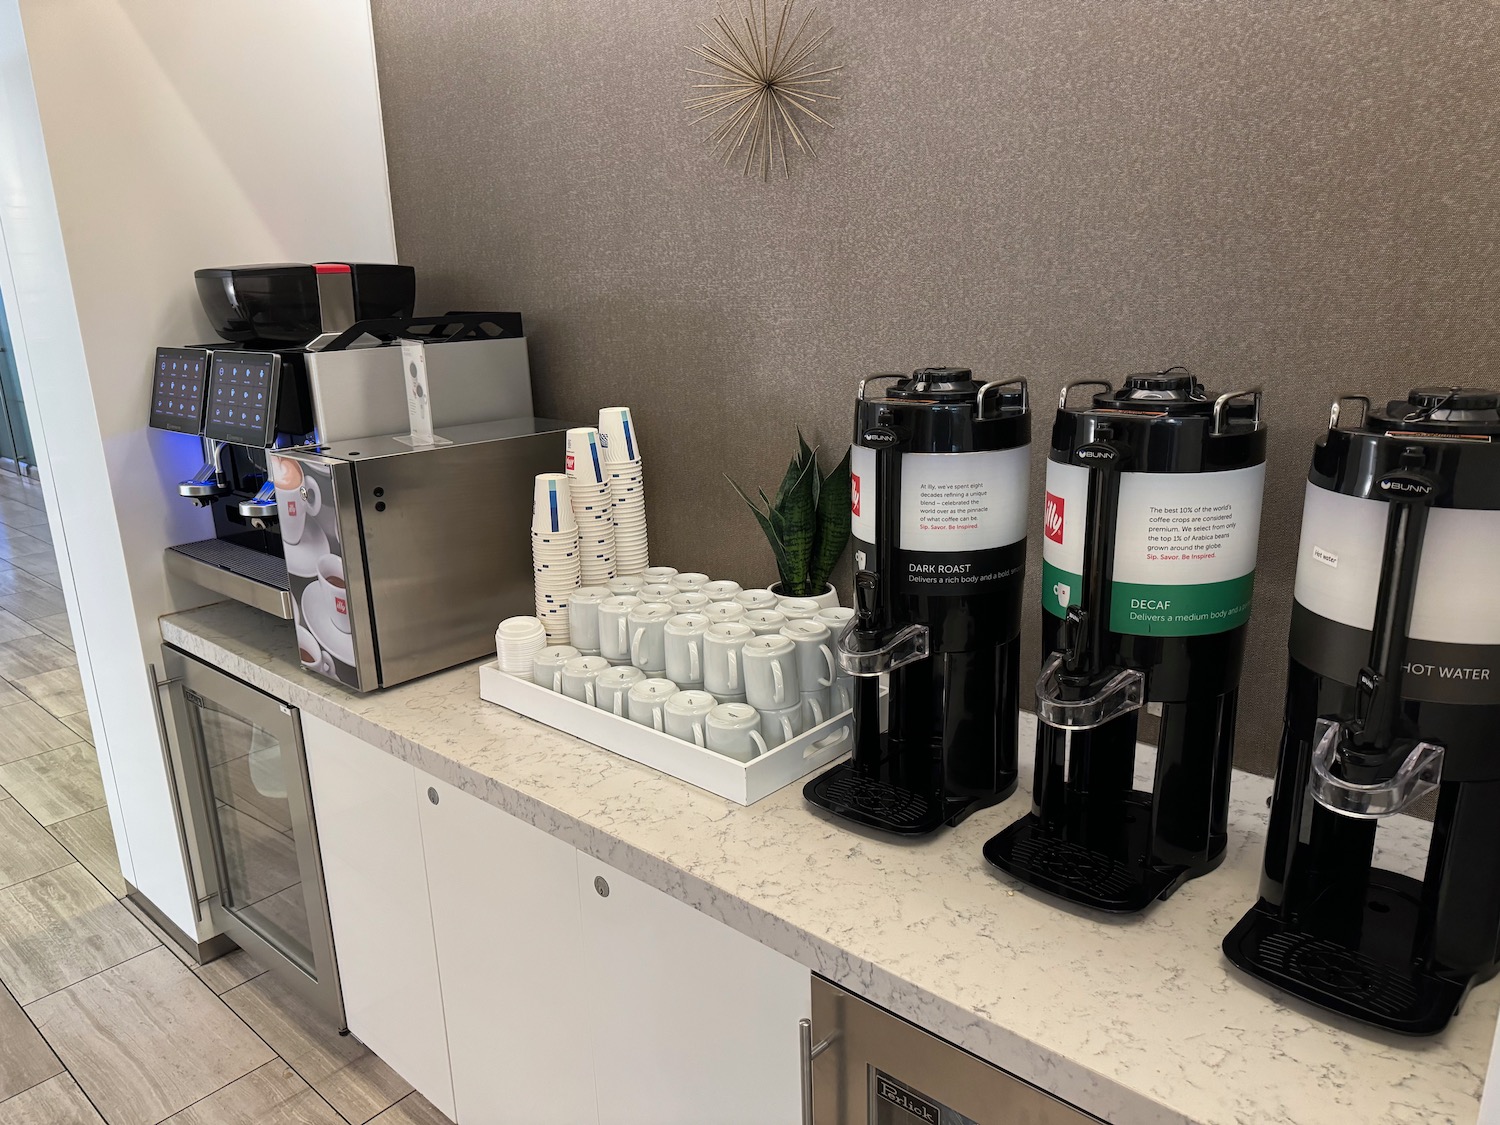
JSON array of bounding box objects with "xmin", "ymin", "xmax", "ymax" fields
[{"xmin": 0, "ymin": 0, "xmax": 395, "ymax": 938}]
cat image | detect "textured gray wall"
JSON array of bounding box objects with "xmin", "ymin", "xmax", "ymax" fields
[{"xmin": 370, "ymin": 0, "xmax": 1500, "ymax": 775}]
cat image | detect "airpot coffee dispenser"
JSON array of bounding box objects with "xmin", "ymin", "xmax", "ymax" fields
[
  {"xmin": 804, "ymin": 368, "xmax": 1030, "ymax": 835},
  {"xmin": 985, "ymin": 370, "xmax": 1266, "ymax": 911},
  {"xmin": 1224, "ymin": 388, "xmax": 1500, "ymax": 1035}
]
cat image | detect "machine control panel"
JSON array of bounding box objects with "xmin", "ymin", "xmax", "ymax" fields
[
  {"xmin": 149, "ymin": 347, "xmax": 209, "ymax": 433},
  {"xmin": 204, "ymin": 351, "xmax": 280, "ymax": 446}
]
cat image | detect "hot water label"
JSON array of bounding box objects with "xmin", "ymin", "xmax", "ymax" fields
[{"xmin": 1041, "ymin": 461, "xmax": 1265, "ymax": 636}]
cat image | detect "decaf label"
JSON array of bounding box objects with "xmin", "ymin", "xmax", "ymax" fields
[{"xmin": 1042, "ymin": 461, "xmax": 1266, "ymax": 636}]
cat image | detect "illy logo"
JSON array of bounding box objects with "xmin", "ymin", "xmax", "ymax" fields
[
  {"xmin": 1044, "ymin": 492, "xmax": 1064, "ymax": 543},
  {"xmin": 286, "ymin": 500, "xmax": 298, "ymax": 517},
  {"xmin": 566, "ymin": 452, "xmax": 575, "ymax": 472},
  {"xmin": 851, "ymin": 473, "xmax": 862, "ymax": 517},
  {"xmin": 335, "ymin": 595, "xmax": 347, "ymax": 616}
]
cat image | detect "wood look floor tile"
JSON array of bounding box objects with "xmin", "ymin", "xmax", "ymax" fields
[
  {"xmin": 57, "ymin": 712, "xmax": 90, "ymax": 744},
  {"xmin": 0, "ymin": 638, "xmax": 74, "ymax": 683},
  {"xmin": 224, "ymin": 972, "xmax": 412, "ymax": 1124},
  {"xmin": 45, "ymin": 809, "xmax": 123, "ymax": 898},
  {"xmin": 0, "ymin": 590, "xmax": 66, "ymax": 628},
  {"xmin": 12, "ymin": 564, "xmax": 58, "ymax": 590},
  {"xmin": 13, "ymin": 669, "xmax": 83, "ymax": 717},
  {"xmin": 216, "ymin": 804, "xmax": 301, "ymax": 904},
  {"xmin": 162, "ymin": 1059, "xmax": 343, "ymax": 1125},
  {"xmin": 0, "ymin": 983, "xmax": 62, "ymax": 1102},
  {"xmin": 212, "ymin": 754, "xmax": 293, "ymax": 834},
  {"xmin": 0, "ymin": 683, "xmax": 19, "ymax": 711},
  {"xmin": 0, "ymin": 1074, "xmax": 103, "ymax": 1124},
  {"xmin": 27, "ymin": 616, "xmax": 69, "ymax": 651},
  {"xmin": 368, "ymin": 1092, "xmax": 454, "ymax": 1125},
  {"xmin": 0, "ymin": 702, "xmax": 81, "ymax": 764},
  {"xmin": 26, "ymin": 947, "xmax": 273, "ymax": 1125},
  {"xmin": 0, "ymin": 800, "xmax": 72, "ymax": 891},
  {"xmin": 0, "ymin": 612, "xmax": 38, "ymax": 645},
  {"xmin": 0, "ymin": 865, "xmax": 154, "ymax": 1004},
  {"xmin": 0, "ymin": 744, "xmax": 105, "ymax": 826},
  {"xmin": 193, "ymin": 949, "xmax": 267, "ymax": 995}
]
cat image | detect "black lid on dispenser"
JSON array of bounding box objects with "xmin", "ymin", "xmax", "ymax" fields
[
  {"xmin": 859, "ymin": 367, "xmax": 1029, "ymax": 453},
  {"xmin": 1366, "ymin": 386, "xmax": 1500, "ymax": 437}
]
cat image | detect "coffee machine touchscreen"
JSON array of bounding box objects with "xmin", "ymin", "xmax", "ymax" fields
[
  {"xmin": 204, "ymin": 352, "xmax": 280, "ymax": 445},
  {"xmin": 149, "ymin": 348, "xmax": 209, "ymax": 433}
]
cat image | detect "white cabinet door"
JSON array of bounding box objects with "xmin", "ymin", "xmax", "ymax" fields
[
  {"xmin": 420, "ymin": 777, "xmax": 597, "ymax": 1125},
  {"xmin": 577, "ymin": 854, "xmax": 810, "ymax": 1125},
  {"xmin": 301, "ymin": 714, "xmax": 455, "ymax": 1118}
]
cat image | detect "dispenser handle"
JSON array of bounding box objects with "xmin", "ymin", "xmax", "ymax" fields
[
  {"xmin": 1212, "ymin": 388, "xmax": 1262, "ymax": 435},
  {"xmin": 977, "ymin": 377, "xmax": 1028, "ymax": 419},
  {"xmin": 1058, "ymin": 379, "xmax": 1114, "ymax": 412},
  {"xmin": 1328, "ymin": 395, "xmax": 1371, "ymax": 432}
]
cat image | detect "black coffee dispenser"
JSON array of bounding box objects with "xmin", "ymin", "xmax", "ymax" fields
[
  {"xmin": 804, "ymin": 369, "xmax": 1030, "ymax": 835},
  {"xmin": 985, "ymin": 370, "xmax": 1266, "ymax": 911},
  {"xmin": 1224, "ymin": 388, "xmax": 1500, "ymax": 1035}
]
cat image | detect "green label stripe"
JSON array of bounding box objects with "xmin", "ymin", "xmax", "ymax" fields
[{"xmin": 1041, "ymin": 562, "xmax": 1255, "ymax": 637}]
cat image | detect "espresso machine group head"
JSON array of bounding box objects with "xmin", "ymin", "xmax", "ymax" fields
[
  {"xmin": 804, "ymin": 368, "xmax": 1031, "ymax": 836},
  {"xmin": 984, "ymin": 370, "xmax": 1266, "ymax": 912},
  {"xmin": 1224, "ymin": 387, "xmax": 1500, "ymax": 1035}
]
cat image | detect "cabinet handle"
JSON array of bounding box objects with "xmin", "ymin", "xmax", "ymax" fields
[{"xmin": 799, "ymin": 1018, "xmax": 835, "ymax": 1125}]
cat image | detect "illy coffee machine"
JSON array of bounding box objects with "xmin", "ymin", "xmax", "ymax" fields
[
  {"xmin": 1224, "ymin": 387, "xmax": 1500, "ymax": 1035},
  {"xmin": 985, "ymin": 370, "xmax": 1266, "ymax": 912},
  {"xmin": 804, "ymin": 368, "xmax": 1031, "ymax": 835}
]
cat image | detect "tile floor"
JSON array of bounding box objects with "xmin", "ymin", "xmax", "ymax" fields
[{"xmin": 0, "ymin": 472, "xmax": 451, "ymax": 1125}]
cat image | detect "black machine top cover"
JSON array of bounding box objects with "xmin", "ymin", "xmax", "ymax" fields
[{"xmin": 195, "ymin": 262, "xmax": 415, "ymax": 346}]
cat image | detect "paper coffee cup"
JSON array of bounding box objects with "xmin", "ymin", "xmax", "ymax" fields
[
  {"xmin": 532, "ymin": 474, "xmax": 578, "ymax": 534},
  {"xmin": 598, "ymin": 407, "xmax": 641, "ymax": 464}
]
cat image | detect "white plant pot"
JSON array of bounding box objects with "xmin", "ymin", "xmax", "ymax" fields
[{"xmin": 769, "ymin": 582, "xmax": 840, "ymax": 610}]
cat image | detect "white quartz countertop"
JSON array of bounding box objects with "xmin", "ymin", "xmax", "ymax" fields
[{"xmin": 162, "ymin": 603, "xmax": 1497, "ymax": 1125}]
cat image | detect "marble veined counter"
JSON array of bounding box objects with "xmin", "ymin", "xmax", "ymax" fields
[{"xmin": 162, "ymin": 602, "xmax": 1497, "ymax": 1125}]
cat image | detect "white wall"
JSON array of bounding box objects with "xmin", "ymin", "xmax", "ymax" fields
[{"xmin": 0, "ymin": 0, "xmax": 395, "ymax": 937}]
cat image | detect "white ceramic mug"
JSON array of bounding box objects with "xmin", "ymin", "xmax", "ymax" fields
[
  {"xmin": 663, "ymin": 689, "xmax": 717, "ymax": 746},
  {"xmin": 816, "ymin": 606, "xmax": 855, "ymax": 631},
  {"xmin": 742, "ymin": 608, "xmax": 788, "ymax": 637},
  {"xmin": 641, "ymin": 566, "xmax": 679, "ymax": 585},
  {"xmin": 317, "ymin": 554, "xmax": 351, "ymax": 633},
  {"xmin": 598, "ymin": 596, "xmax": 642, "ymax": 662},
  {"xmin": 701, "ymin": 580, "xmax": 742, "ymax": 603},
  {"xmin": 706, "ymin": 703, "xmax": 769, "ymax": 762},
  {"xmin": 734, "ymin": 589, "xmax": 779, "ymax": 612},
  {"xmin": 627, "ymin": 678, "xmax": 678, "ymax": 730},
  {"xmin": 664, "ymin": 613, "xmax": 709, "ymax": 686},
  {"xmin": 561, "ymin": 655, "xmax": 610, "ymax": 704},
  {"xmin": 759, "ymin": 700, "xmax": 805, "ymax": 748},
  {"xmin": 831, "ymin": 675, "xmax": 856, "ymax": 714},
  {"xmin": 780, "ymin": 619, "xmax": 837, "ymax": 691},
  {"xmin": 670, "ymin": 572, "xmax": 709, "ymax": 592},
  {"xmin": 595, "ymin": 666, "xmax": 645, "ymax": 716},
  {"xmin": 668, "ymin": 591, "xmax": 710, "ymax": 615},
  {"xmin": 276, "ymin": 472, "xmax": 321, "ymax": 546},
  {"xmin": 777, "ymin": 597, "xmax": 822, "ymax": 622},
  {"xmin": 532, "ymin": 645, "xmax": 580, "ymax": 692},
  {"xmin": 568, "ymin": 587, "xmax": 610, "ymax": 653},
  {"xmin": 702, "ymin": 602, "xmax": 746, "ymax": 626},
  {"xmin": 711, "ymin": 691, "xmax": 747, "ymax": 706},
  {"xmin": 801, "ymin": 686, "xmax": 831, "ymax": 729},
  {"xmin": 743, "ymin": 633, "xmax": 799, "ymax": 710},
  {"xmin": 607, "ymin": 576, "xmax": 644, "ymax": 595},
  {"xmin": 628, "ymin": 603, "xmax": 674, "ymax": 674},
  {"xmin": 638, "ymin": 583, "xmax": 678, "ymax": 605},
  {"xmin": 703, "ymin": 622, "xmax": 754, "ymax": 696}
]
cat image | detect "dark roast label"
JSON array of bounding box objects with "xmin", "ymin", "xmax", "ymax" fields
[
  {"xmin": 1290, "ymin": 603, "xmax": 1500, "ymax": 705},
  {"xmin": 899, "ymin": 542, "xmax": 1026, "ymax": 595}
]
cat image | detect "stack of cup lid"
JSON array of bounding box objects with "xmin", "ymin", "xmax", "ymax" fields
[
  {"xmin": 496, "ymin": 616, "xmax": 547, "ymax": 675},
  {"xmin": 565, "ymin": 427, "xmax": 616, "ymax": 585},
  {"xmin": 599, "ymin": 406, "xmax": 648, "ymax": 575},
  {"xmin": 532, "ymin": 473, "xmax": 581, "ymax": 644}
]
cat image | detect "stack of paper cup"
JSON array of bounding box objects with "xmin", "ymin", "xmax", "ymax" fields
[
  {"xmin": 565, "ymin": 428, "xmax": 616, "ymax": 585},
  {"xmin": 496, "ymin": 616, "xmax": 547, "ymax": 675},
  {"xmin": 533, "ymin": 473, "xmax": 581, "ymax": 644},
  {"xmin": 600, "ymin": 406, "xmax": 648, "ymax": 575}
]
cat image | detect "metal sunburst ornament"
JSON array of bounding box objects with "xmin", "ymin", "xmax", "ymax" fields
[{"xmin": 686, "ymin": 0, "xmax": 843, "ymax": 180}]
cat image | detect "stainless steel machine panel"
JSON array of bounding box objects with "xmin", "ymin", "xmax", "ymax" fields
[
  {"xmin": 809, "ymin": 978, "xmax": 1100, "ymax": 1124},
  {"xmin": 306, "ymin": 336, "xmax": 534, "ymax": 444}
]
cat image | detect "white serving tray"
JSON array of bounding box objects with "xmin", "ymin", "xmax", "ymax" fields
[{"xmin": 478, "ymin": 662, "xmax": 852, "ymax": 805}]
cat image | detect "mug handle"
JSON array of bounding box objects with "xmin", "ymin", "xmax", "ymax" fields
[
  {"xmin": 618, "ymin": 617, "xmax": 628, "ymax": 652},
  {"xmin": 692, "ymin": 721, "xmax": 705, "ymax": 747},
  {"xmin": 585, "ymin": 681, "xmax": 596, "ymax": 707},
  {"xmin": 807, "ymin": 696, "xmax": 825, "ymax": 726},
  {"xmin": 780, "ymin": 715, "xmax": 796, "ymax": 743},
  {"xmin": 551, "ymin": 668, "xmax": 563, "ymax": 693},
  {"xmin": 612, "ymin": 693, "xmax": 625, "ymax": 717},
  {"xmin": 689, "ymin": 642, "xmax": 700, "ymax": 681},
  {"xmin": 728, "ymin": 649, "xmax": 739, "ymax": 689},
  {"xmin": 652, "ymin": 707, "xmax": 664, "ymax": 732},
  {"xmin": 817, "ymin": 644, "xmax": 835, "ymax": 688},
  {"xmin": 749, "ymin": 730, "xmax": 768, "ymax": 758},
  {"xmin": 631, "ymin": 627, "xmax": 644, "ymax": 664},
  {"xmin": 301, "ymin": 476, "xmax": 322, "ymax": 516},
  {"xmin": 772, "ymin": 661, "xmax": 784, "ymax": 704}
]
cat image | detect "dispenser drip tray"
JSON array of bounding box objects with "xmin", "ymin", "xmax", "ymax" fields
[
  {"xmin": 804, "ymin": 762, "xmax": 942, "ymax": 836},
  {"xmin": 1222, "ymin": 874, "xmax": 1472, "ymax": 1036}
]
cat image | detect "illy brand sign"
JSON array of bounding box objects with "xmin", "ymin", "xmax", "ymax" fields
[
  {"xmin": 1044, "ymin": 492, "xmax": 1064, "ymax": 543},
  {"xmin": 851, "ymin": 473, "xmax": 861, "ymax": 517}
]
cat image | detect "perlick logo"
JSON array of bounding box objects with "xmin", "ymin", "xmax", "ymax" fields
[
  {"xmin": 851, "ymin": 473, "xmax": 861, "ymax": 517},
  {"xmin": 1044, "ymin": 492, "xmax": 1064, "ymax": 543}
]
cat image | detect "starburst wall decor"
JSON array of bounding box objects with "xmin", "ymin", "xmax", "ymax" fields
[{"xmin": 686, "ymin": 0, "xmax": 843, "ymax": 180}]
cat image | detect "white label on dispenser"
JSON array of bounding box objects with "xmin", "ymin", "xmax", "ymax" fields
[
  {"xmin": 898, "ymin": 448, "xmax": 1031, "ymax": 552},
  {"xmin": 1294, "ymin": 482, "xmax": 1500, "ymax": 645},
  {"xmin": 850, "ymin": 443, "xmax": 876, "ymax": 544},
  {"xmin": 1042, "ymin": 460, "xmax": 1265, "ymax": 635}
]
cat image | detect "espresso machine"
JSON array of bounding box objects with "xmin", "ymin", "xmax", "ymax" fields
[
  {"xmin": 804, "ymin": 368, "xmax": 1031, "ymax": 835},
  {"xmin": 984, "ymin": 370, "xmax": 1265, "ymax": 912},
  {"xmin": 1223, "ymin": 387, "xmax": 1500, "ymax": 1035}
]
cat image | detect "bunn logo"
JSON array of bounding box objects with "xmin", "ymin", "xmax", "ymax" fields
[
  {"xmin": 1075, "ymin": 445, "xmax": 1116, "ymax": 462},
  {"xmin": 862, "ymin": 428, "xmax": 898, "ymax": 446},
  {"xmin": 1378, "ymin": 475, "xmax": 1434, "ymax": 498},
  {"xmin": 851, "ymin": 473, "xmax": 862, "ymax": 517},
  {"xmin": 1044, "ymin": 492, "xmax": 1064, "ymax": 543}
]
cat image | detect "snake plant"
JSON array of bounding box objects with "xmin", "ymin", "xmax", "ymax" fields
[{"xmin": 727, "ymin": 431, "xmax": 851, "ymax": 598}]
